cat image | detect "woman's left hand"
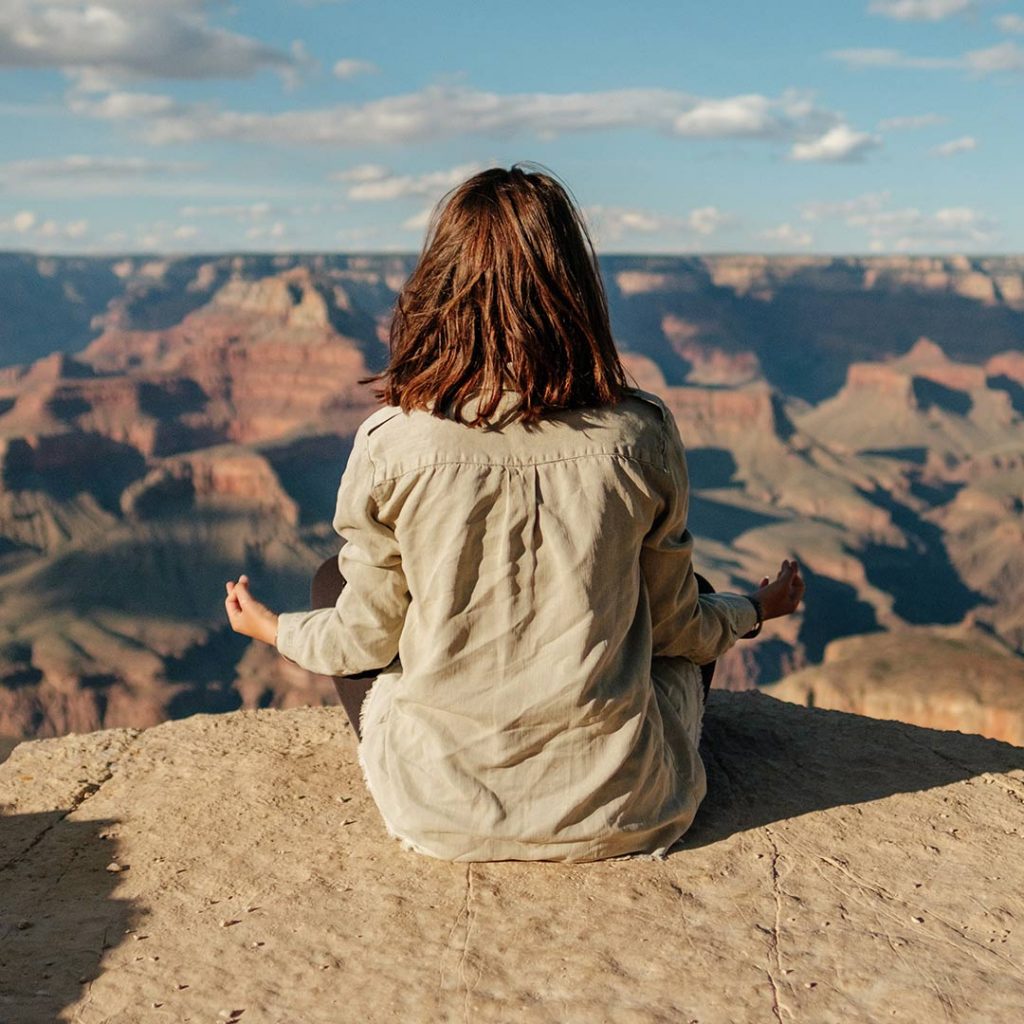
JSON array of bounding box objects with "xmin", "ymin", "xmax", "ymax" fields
[{"xmin": 225, "ymin": 574, "xmax": 280, "ymax": 646}]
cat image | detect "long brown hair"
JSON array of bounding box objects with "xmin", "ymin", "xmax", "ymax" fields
[{"xmin": 359, "ymin": 162, "xmax": 631, "ymax": 427}]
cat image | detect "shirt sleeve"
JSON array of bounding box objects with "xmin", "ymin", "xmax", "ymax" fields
[
  {"xmin": 274, "ymin": 421, "xmax": 409, "ymax": 677},
  {"xmin": 639, "ymin": 406, "xmax": 759, "ymax": 665}
]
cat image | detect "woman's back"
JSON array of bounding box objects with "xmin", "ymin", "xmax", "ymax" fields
[
  {"xmin": 276, "ymin": 385, "xmax": 760, "ymax": 862},
  {"xmin": 249, "ymin": 163, "xmax": 800, "ymax": 865}
]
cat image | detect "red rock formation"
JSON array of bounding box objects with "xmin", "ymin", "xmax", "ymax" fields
[
  {"xmin": 765, "ymin": 625, "xmax": 1024, "ymax": 745},
  {"xmin": 122, "ymin": 447, "xmax": 300, "ymax": 526}
]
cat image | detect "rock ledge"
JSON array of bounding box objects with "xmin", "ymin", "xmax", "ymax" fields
[{"xmin": 2, "ymin": 690, "xmax": 1023, "ymax": 1023}]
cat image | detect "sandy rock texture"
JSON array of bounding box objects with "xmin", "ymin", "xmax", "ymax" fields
[{"xmin": 2, "ymin": 690, "xmax": 1023, "ymax": 1023}]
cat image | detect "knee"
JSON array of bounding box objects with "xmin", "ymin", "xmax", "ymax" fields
[{"xmin": 310, "ymin": 555, "xmax": 343, "ymax": 609}]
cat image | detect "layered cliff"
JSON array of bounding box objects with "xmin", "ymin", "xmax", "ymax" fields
[{"xmin": 1, "ymin": 254, "xmax": 1023, "ymax": 746}]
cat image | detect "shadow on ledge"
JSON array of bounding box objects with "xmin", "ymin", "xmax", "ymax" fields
[
  {"xmin": 0, "ymin": 812, "xmax": 141, "ymax": 1023},
  {"xmin": 677, "ymin": 689, "xmax": 1024, "ymax": 852}
]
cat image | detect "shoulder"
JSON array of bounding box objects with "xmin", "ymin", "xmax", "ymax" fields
[
  {"xmin": 358, "ymin": 403, "xmax": 405, "ymax": 438},
  {"xmin": 619, "ymin": 385, "xmax": 670, "ymax": 424}
]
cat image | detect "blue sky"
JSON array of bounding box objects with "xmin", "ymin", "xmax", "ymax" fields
[{"xmin": 0, "ymin": 0, "xmax": 1021, "ymax": 255}]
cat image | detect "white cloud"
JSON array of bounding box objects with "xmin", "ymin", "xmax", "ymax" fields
[
  {"xmin": 829, "ymin": 41, "xmax": 1024, "ymax": 76},
  {"xmin": 868, "ymin": 0, "xmax": 977, "ymax": 20},
  {"xmin": 582, "ymin": 203, "xmax": 735, "ymax": 244},
  {"xmin": 12, "ymin": 210, "xmax": 36, "ymax": 233},
  {"xmin": 68, "ymin": 90, "xmax": 182, "ymax": 119},
  {"xmin": 800, "ymin": 191, "xmax": 893, "ymax": 221},
  {"xmin": 800, "ymin": 191, "xmax": 999, "ymax": 251},
  {"xmin": 334, "ymin": 163, "xmax": 391, "ymax": 183},
  {"xmin": 332, "ymin": 58, "xmax": 378, "ymax": 79},
  {"xmin": 0, "ymin": 153, "xmax": 202, "ymax": 181},
  {"xmin": 759, "ymin": 223, "xmax": 814, "ymax": 248},
  {"xmin": 0, "ymin": 208, "xmax": 89, "ymax": 240},
  {"xmin": 337, "ymin": 162, "xmax": 484, "ymax": 201},
  {"xmin": 0, "ymin": 1, "xmax": 307, "ymax": 83},
  {"xmin": 178, "ymin": 201, "xmax": 273, "ymax": 220},
  {"xmin": 584, "ymin": 206, "xmax": 665, "ymax": 240},
  {"xmin": 688, "ymin": 206, "xmax": 730, "ymax": 236},
  {"xmin": 172, "ymin": 224, "xmax": 199, "ymax": 239},
  {"xmin": 246, "ymin": 221, "xmax": 287, "ymax": 239},
  {"xmin": 64, "ymin": 82, "xmax": 870, "ymax": 156},
  {"xmin": 876, "ymin": 112, "xmax": 948, "ymax": 130},
  {"xmin": 929, "ymin": 134, "xmax": 977, "ymax": 156},
  {"xmin": 996, "ymin": 13, "xmax": 1024, "ymax": 33},
  {"xmin": 964, "ymin": 40, "xmax": 1024, "ymax": 72},
  {"xmin": 672, "ymin": 94, "xmax": 781, "ymax": 137},
  {"xmin": 400, "ymin": 207, "xmax": 433, "ymax": 232},
  {"xmin": 789, "ymin": 124, "xmax": 883, "ymax": 162},
  {"xmin": 829, "ymin": 47, "xmax": 960, "ymax": 70}
]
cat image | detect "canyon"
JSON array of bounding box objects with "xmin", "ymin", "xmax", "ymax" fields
[{"xmin": 0, "ymin": 251, "xmax": 1022, "ymax": 747}]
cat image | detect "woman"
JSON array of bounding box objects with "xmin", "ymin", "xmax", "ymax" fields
[{"xmin": 224, "ymin": 163, "xmax": 805, "ymax": 863}]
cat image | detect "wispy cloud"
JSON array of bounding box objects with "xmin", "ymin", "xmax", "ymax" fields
[
  {"xmin": 0, "ymin": 0, "xmax": 307, "ymax": 84},
  {"xmin": 582, "ymin": 204, "xmax": 736, "ymax": 244},
  {"xmin": 759, "ymin": 223, "xmax": 814, "ymax": 248},
  {"xmin": 0, "ymin": 208, "xmax": 89, "ymax": 240},
  {"xmin": 996, "ymin": 13, "xmax": 1024, "ymax": 33},
  {"xmin": 800, "ymin": 191, "xmax": 892, "ymax": 221},
  {"xmin": 0, "ymin": 153, "xmax": 219, "ymax": 197},
  {"xmin": 876, "ymin": 112, "xmax": 949, "ymax": 130},
  {"xmin": 929, "ymin": 134, "xmax": 977, "ymax": 156},
  {"xmin": 799, "ymin": 190, "xmax": 999, "ymax": 251},
  {"xmin": 331, "ymin": 162, "xmax": 484, "ymax": 200},
  {"xmin": 64, "ymin": 82, "xmax": 872, "ymax": 157},
  {"xmin": 789, "ymin": 124, "xmax": 883, "ymax": 162},
  {"xmin": 332, "ymin": 58, "xmax": 379, "ymax": 79},
  {"xmin": 867, "ymin": 0, "xmax": 979, "ymax": 20},
  {"xmin": 829, "ymin": 41, "xmax": 1024, "ymax": 76}
]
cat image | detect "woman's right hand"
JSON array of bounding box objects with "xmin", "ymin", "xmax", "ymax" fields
[{"xmin": 751, "ymin": 558, "xmax": 805, "ymax": 620}]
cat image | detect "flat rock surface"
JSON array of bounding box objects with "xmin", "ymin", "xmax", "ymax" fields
[{"xmin": 1, "ymin": 690, "xmax": 1023, "ymax": 1023}]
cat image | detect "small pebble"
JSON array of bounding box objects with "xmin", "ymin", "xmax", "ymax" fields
[
  {"xmin": 132, "ymin": 933, "xmax": 148, "ymax": 941},
  {"xmin": 912, "ymin": 916, "xmax": 925, "ymax": 924},
  {"xmin": 220, "ymin": 919, "xmax": 242, "ymax": 927},
  {"xmin": 804, "ymin": 981, "xmax": 817, "ymax": 989},
  {"xmin": 16, "ymin": 920, "xmax": 32, "ymax": 930},
  {"xmin": 105, "ymin": 862, "xmax": 127, "ymax": 873}
]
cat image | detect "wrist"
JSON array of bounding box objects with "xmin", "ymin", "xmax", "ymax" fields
[
  {"xmin": 741, "ymin": 595, "xmax": 763, "ymax": 639},
  {"xmin": 266, "ymin": 614, "xmax": 280, "ymax": 647}
]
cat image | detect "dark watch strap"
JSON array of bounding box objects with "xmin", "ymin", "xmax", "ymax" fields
[{"xmin": 741, "ymin": 596, "xmax": 763, "ymax": 639}]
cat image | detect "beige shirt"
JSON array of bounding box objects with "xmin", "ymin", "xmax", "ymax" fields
[{"xmin": 275, "ymin": 386, "xmax": 759, "ymax": 862}]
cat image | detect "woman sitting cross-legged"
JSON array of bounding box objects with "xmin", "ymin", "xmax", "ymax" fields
[{"xmin": 224, "ymin": 162, "xmax": 805, "ymax": 864}]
